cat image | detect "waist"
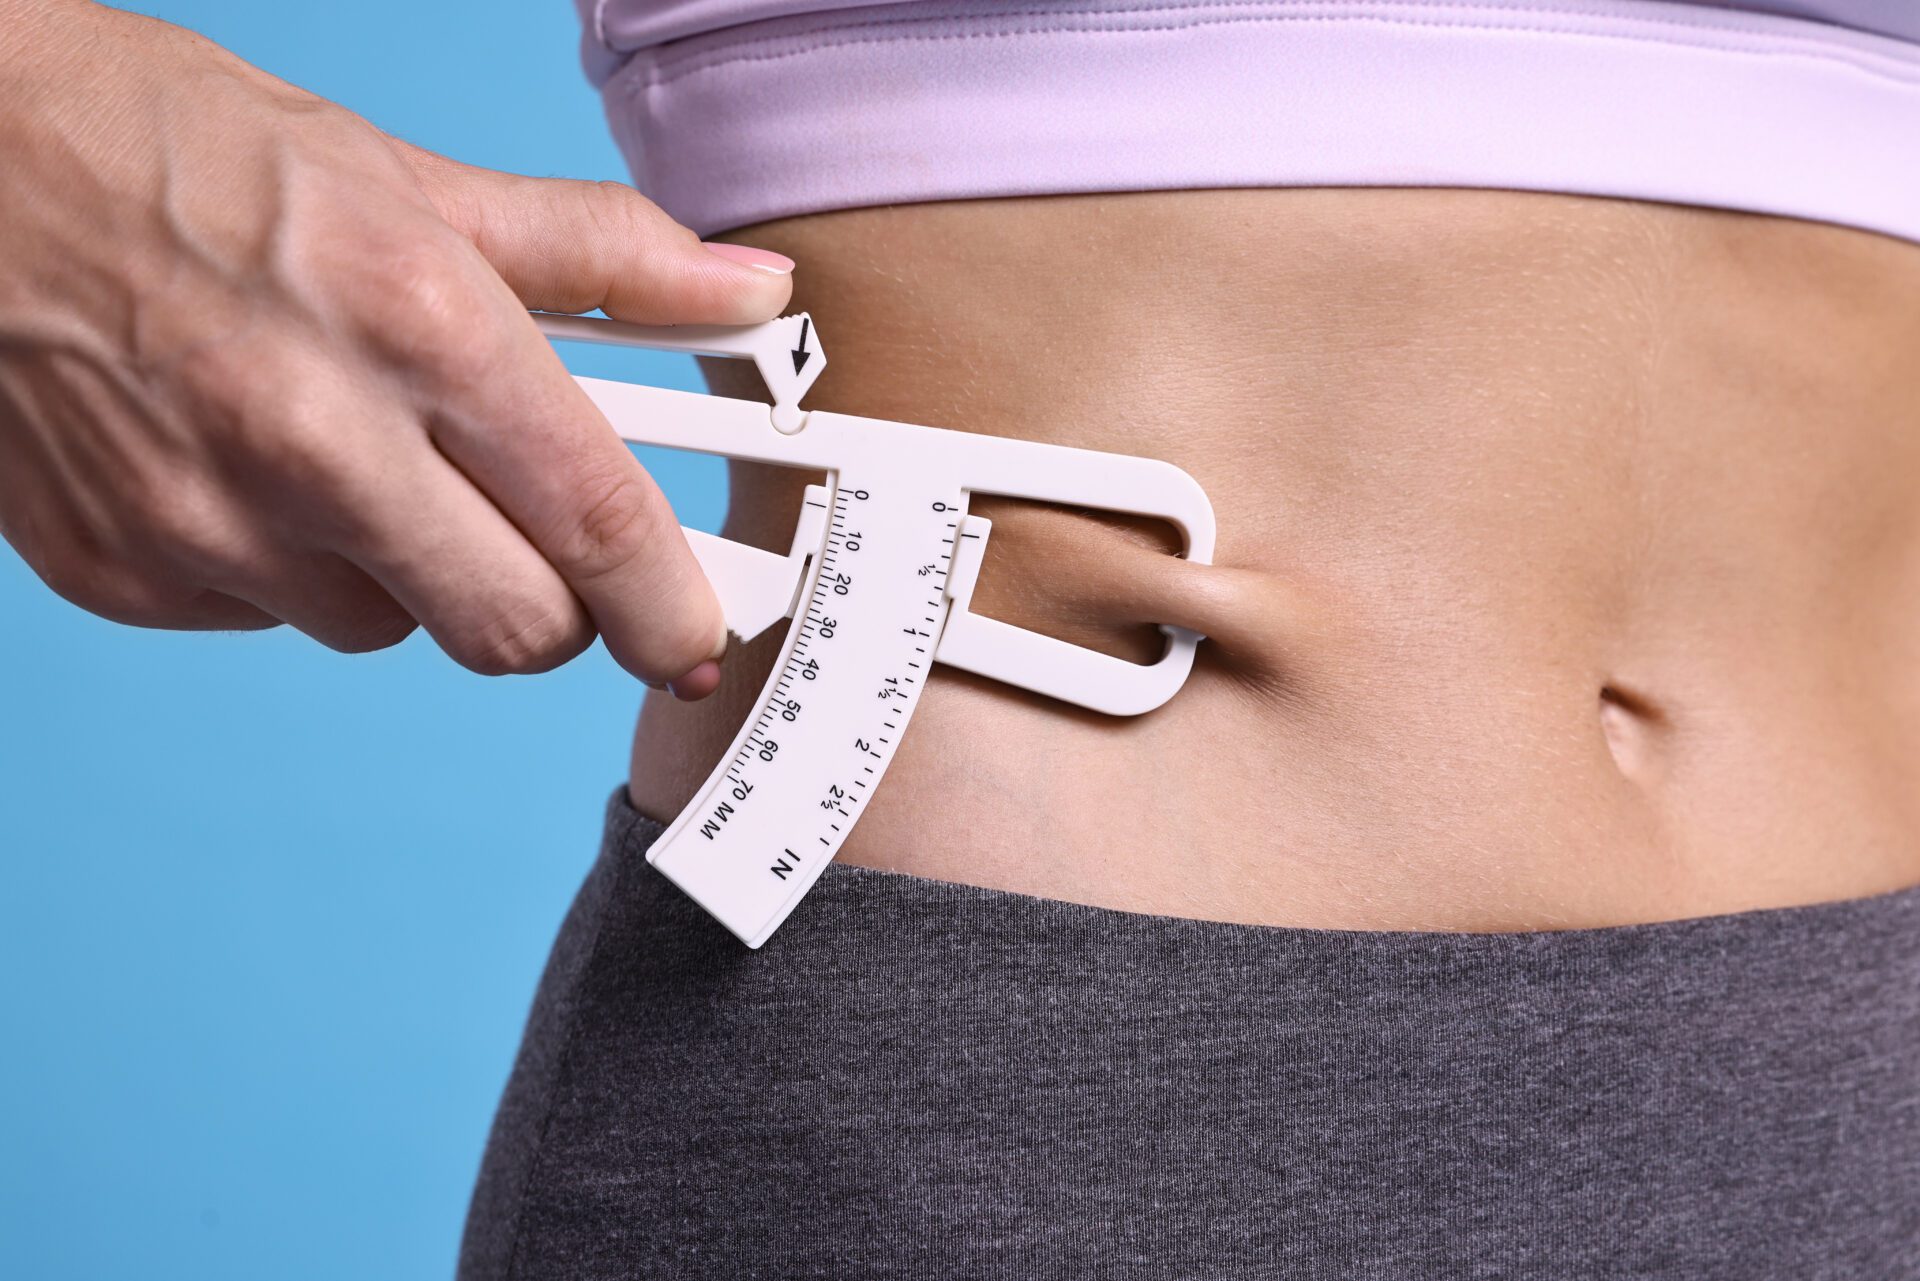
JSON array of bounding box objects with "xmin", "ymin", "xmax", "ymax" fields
[{"xmin": 631, "ymin": 186, "xmax": 1920, "ymax": 929}]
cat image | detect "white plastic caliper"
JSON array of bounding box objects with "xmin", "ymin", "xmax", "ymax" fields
[{"xmin": 539, "ymin": 312, "xmax": 1216, "ymax": 947}]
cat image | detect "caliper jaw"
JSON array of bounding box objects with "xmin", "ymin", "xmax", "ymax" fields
[{"xmin": 681, "ymin": 486, "xmax": 831, "ymax": 643}]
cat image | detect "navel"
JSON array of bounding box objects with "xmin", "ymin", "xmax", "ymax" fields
[{"xmin": 1598, "ymin": 679, "xmax": 1668, "ymax": 781}]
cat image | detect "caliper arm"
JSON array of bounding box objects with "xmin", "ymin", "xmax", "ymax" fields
[{"xmin": 537, "ymin": 311, "xmax": 1217, "ymax": 945}]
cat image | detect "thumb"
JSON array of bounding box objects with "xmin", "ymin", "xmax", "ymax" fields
[{"xmin": 391, "ymin": 140, "xmax": 795, "ymax": 324}]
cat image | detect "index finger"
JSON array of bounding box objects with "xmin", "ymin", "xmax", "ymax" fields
[{"xmin": 417, "ymin": 272, "xmax": 728, "ymax": 691}]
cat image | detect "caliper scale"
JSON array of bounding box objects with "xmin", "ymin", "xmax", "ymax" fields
[{"xmin": 539, "ymin": 312, "xmax": 1216, "ymax": 948}]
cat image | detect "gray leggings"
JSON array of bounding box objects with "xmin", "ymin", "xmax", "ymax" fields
[{"xmin": 458, "ymin": 790, "xmax": 1920, "ymax": 1279}]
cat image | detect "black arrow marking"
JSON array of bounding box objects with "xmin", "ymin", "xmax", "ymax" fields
[{"xmin": 790, "ymin": 316, "xmax": 811, "ymax": 376}]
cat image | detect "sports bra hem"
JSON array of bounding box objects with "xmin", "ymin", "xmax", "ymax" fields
[{"xmin": 590, "ymin": 0, "xmax": 1920, "ymax": 243}]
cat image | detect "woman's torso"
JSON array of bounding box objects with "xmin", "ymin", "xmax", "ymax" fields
[{"xmin": 629, "ymin": 186, "xmax": 1920, "ymax": 930}]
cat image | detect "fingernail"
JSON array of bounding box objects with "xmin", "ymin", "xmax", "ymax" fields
[
  {"xmin": 668, "ymin": 659, "xmax": 723, "ymax": 701},
  {"xmin": 703, "ymin": 242, "xmax": 795, "ymax": 275},
  {"xmin": 642, "ymin": 679, "xmax": 668, "ymax": 692},
  {"xmin": 707, "ymin": 625, "xmax": 730, "ymax": 662}
]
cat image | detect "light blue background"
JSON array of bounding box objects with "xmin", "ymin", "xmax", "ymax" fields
[{"xmin": 0, "ymin": 4, "xmax": 728, "ymax": 1276}]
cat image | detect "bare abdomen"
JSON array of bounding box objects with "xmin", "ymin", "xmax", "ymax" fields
[{"xmin": 631, "ymin": 187, "xmax": 1920, "ymax": 930}]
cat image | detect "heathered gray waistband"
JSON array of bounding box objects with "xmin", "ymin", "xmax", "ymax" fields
[{"xmin": 459, "ymin": 788, "xmax": 1920, "ymax": 1280}]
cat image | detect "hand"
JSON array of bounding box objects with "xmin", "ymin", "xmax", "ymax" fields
[{"xmin": 0, "ymin": 0, "xmax": 796, "ymax": 697}]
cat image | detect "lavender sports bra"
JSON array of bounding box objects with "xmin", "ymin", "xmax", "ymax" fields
[{"xmin": 574, "ymin": 1, "xmax": 1920, "ymax": 243}]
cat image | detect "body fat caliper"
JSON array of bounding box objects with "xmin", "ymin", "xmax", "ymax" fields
[{"xmin": 537, "ymin": 312, "xmax": 1217, "ymax": 948}]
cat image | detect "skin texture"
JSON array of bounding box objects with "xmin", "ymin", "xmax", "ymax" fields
[
  {"xmin": 631, "ymin": 188, "xmax": 1920, "ymax": 930},
  {"xmin": 0, "ymin": 0, "xmax": 797, "ymax": 694}
]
